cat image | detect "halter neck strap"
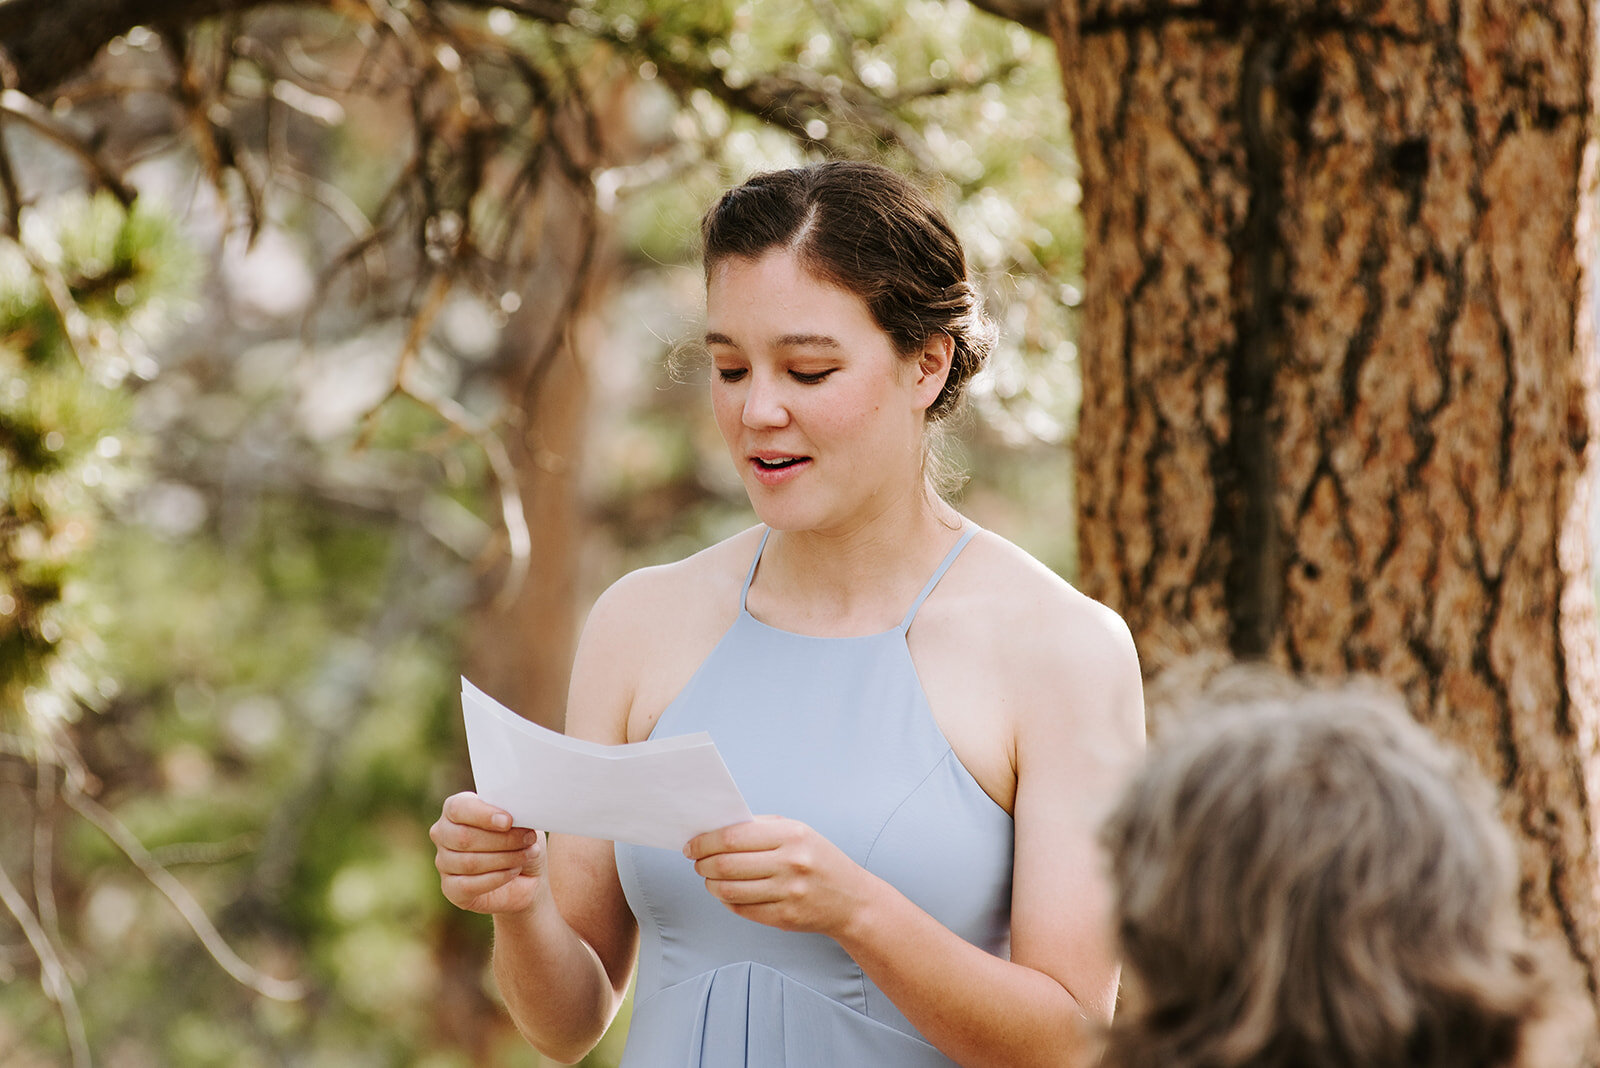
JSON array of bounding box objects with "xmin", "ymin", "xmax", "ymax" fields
[
  {"xmin": 900, "ymin": 523, "xmax": 980, "ymax": 631},
  {"xmin": 740, "ymin": 523, "xmax": 981, "ymax": 628},
  {"xmin": 740, "ymin": 527, "xmax": 772, "ymax": 612}
]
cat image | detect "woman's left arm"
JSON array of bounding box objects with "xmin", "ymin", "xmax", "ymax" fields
[{"xmin": 685, "ymin": 599, "xmax": 1146, "ymax": 1068}]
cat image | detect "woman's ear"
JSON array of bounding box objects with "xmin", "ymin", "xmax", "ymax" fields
[{"xmin": 912, "ymin": 333, "xmax": 955, "ymax": 412}]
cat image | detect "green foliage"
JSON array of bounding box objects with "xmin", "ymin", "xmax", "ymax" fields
[
  {"xmin": 0, "ymin": 192, "xmax": 195, "ymax": 743},
  {"xmin": 50, "ymin": 480, "xmax": 476, "ymax": 1062}
]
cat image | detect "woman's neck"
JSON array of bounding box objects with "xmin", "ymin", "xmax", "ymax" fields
[{"xmin": 751, "ymin": 489, "xmax": 965, "ymax": 633}]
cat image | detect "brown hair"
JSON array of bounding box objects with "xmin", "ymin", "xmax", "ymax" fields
[
  {"xmin": 700, "ymin": 160, "xmax": 995, "ymax": 422},
  {"xmin": 1100, "ymin": 682, "xmax": 1579, "ymax": 1068}
]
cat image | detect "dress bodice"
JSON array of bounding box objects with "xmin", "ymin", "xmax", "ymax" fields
[{"xmin": 613, "ymin": 526, "xmax": 1014, "ymax": 1067}]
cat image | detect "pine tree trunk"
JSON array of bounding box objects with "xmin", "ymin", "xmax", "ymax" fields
[
  {"xmin": 463, "ymin": 167, "xmax": 601, "ymax": 734},
  {"xmin": 440, "ymin": 134, "xmax": 605, "ymax": 1059},
  {"xmin": 462, "ymin": 329, "xmax": 587, "ymax": 734},
  {"xmin": 1051, "ymin": 0, "xmax": 1600, "ymax": 1005}
]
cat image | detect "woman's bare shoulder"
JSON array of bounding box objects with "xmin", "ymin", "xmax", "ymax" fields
[
  {"xmin": 944, "ymin": 529, "xmax": 1142, "ymax": 717},
  {"xmin": 958, "ymin": 531, "xmax": 1131, "ymax": 645},
  {"xmin": 586, "ymin": 525, "xmax": 764, "ymax": 634},
  {"xmin": 569, "ymin": 525, "xmax": 765, "ymax": 743}
]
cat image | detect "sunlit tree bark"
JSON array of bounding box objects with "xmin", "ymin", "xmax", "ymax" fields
[
  {"xmin": 1044, "ymin": 0, "xmax": 1600, "ymax": 1012},
  {"xmin": 463, "ymin": 183, "xmax": 598, "ymax": 734}
]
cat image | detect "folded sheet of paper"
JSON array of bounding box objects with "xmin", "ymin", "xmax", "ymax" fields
[{"xmin": 460, "ymin": 678, "xmax": 752, "ymax": 851}]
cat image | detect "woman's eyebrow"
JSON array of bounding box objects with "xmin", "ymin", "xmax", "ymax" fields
[
  {"xmin": 775, "ymin": 333, "xmax": 842, "ymax": 350},
  {"xmin": 703, "ymin": 332, "xmax": 843, "ymax": 350}
]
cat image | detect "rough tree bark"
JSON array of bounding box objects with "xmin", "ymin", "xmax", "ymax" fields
[{"xmin": 1049, "ymin": 0, "xmax": 1600, "ymax": 1011}]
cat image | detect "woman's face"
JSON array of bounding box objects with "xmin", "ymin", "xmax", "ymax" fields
[{"xmin": 705, "ymin": 248, "xmax": 937, "ymax": 535}]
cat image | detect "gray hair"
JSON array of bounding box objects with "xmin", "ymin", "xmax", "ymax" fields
[{"xmin": 1100, "ymin": 677, "xmax": 1582, "ymax": 1068}]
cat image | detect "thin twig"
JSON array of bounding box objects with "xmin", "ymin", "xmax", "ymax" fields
[
  {"xmin": 10, "ymin": 232, "xmax": 96, "ymax": 367},
  {"xmin": 807, "ymin": 0, "xmax": 866, "ymax": 88},
  {"xmin": 33, "ymin": 760, "xmax": 60, "ymax": 953},
  {"xmin": 0, "ymin": 857, "xmax": 89, "ymax": 1068},
  {"xmin": 269, "ymin": 165, "xmax": 388, "ymax": 288},
  {"xmin": 300, "ymin": 174, "xmax": 411, "ymax": 348},
  {"xmin": 160, "ymin": 28, "xmax": 264, "ymax": 243},
  {"xmin": 0, "ymin": 106, "xmax": 24, "ymax": 237},
  {"xmin": 62, "ymin": 789, "xmax": 305, "ymax": 1002},
  {"xmin": 0, "ymin": 89, "xmax": 135, "ymax": 206},
  {"xmin": 400, "ymin": 375, "xmax": 531, "ymax": 608},
  {"xmin": 397, "ymin": 270, "xmax": 453, "ymax": 381},
  {"xmin": 352, "ymin": 270, "xmax": 532, "ymax": 607},
  {"xmin": 51, "ymin": 73, "xmax": 174, "ymax": 107}
]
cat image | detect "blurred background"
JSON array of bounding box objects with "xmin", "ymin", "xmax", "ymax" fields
[{"xmin": 0, "ymin": 2, "xmax": 1090, "ymax": 1064}]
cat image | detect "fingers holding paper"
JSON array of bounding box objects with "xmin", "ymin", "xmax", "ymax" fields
[
  {"xmin": 685, "ymin": 816, "xmax": 877, "ymax": 937},
  {"xmin": 431, "ymin": 791, "xmax": 548, "ymax": 916}
]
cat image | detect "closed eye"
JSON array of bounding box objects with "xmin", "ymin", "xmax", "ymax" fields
[
  {"xmin": 790, "ymin": 369, "xmax": 836, "ymax": 384},
  {"xmin": 716, "ymin": 367, "xmax": 747, "ymax": 383}
]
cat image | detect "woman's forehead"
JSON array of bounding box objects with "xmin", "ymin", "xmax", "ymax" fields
[{"xmin": 706, "ymin": 249, "xmax": 870, "ymax": 325}]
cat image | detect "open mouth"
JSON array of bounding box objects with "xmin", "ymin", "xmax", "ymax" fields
[{"xmin": 753, "ymin": 456, "xmax": 808, "ymax": 470}]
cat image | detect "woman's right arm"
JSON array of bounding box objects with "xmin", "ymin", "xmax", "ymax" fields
[{"xmin": 430, "ymin": 581, "xmax": 645, "ymax": 1064}]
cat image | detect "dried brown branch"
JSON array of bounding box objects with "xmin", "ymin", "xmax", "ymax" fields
[
  {"xmin": 0, "ymin": 89, "xmax": 136, "ymax": 205},
  {"xmin": 5, "ymin": 0, "xmax": 602, "ymax": 632},
  {"xmin": 0, "ymin": 0, "xmax": 264, "ymax": 95},
  {"xmin": 160, "ymin": 29, "xmax": 224, "ymax": 188},
  {"xmin": 395, "ymin": 268, "xmax": 452, "ymax": 381},
  {"xmin": 301, "ymin": 219, "xmax": 405, "ymax": 343},
  {"xmin": 53, "ymin": 71, "xmax": 182, "ymax": 108}
]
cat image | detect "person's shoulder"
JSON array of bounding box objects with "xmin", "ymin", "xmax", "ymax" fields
[
  {"xmin": 582, "ymin": 524, "xmax": 765, "ymax": 641},
  {"xmin": 961, "ymin": 529, "xmax": 1134, "ymax": 659},
  {"xmin": 567, "ymin": 525, "xmax": 765, "ymax": 742},
  {"xmin": 953, "ymin": 528, "xmax": 1142, "ymax": 732}
]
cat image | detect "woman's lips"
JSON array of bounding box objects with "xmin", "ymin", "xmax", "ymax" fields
[{"xmin": 748, "ymin": 454, "xmax": 812, "ymax": 486}]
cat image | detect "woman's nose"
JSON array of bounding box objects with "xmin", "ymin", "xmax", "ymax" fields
[{"xmin": 742, "ymin": 374, "xmax": 790, "ymax": 428}]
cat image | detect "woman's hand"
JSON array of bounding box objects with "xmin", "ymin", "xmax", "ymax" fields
[
  {"xmin": 430, "ymin": 791, "xmax": 548, "ymax": 916},
  {"xmin": 685, "ymin": 816, "xmax": 878, "ymax": 937}
]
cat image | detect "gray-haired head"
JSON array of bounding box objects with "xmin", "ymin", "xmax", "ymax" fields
[{"xmin": 1101, "ymin": 682, "xmax": 1575, "ymax": 1068}]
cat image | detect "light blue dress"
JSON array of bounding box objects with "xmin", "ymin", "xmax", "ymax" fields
[{"xmin": 614, "ymin": 524, "xmax": 1014, "ymax": 1066}]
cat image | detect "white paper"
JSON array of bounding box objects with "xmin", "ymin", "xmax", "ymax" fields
[{"xmin": 459, "ymin": 677, "xmax": 753, "ymax": 851}]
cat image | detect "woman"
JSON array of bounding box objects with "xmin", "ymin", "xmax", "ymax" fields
[
  {"xmin": 1099, "ymin": 676, "xmax": 1586, "ymax": 1068},
  {"xmin": 430, "ymin": 160, "xmax": 1146, "ymax": 1068}
]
